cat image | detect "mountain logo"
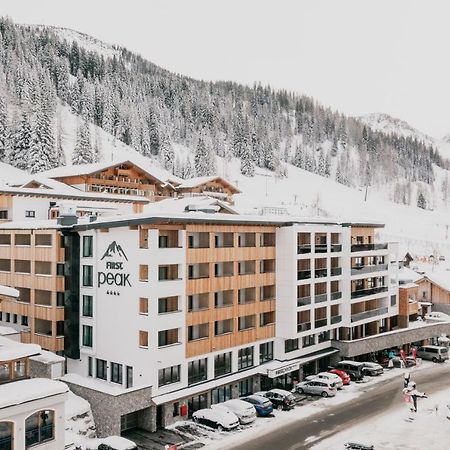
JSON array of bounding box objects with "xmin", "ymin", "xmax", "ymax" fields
[{"xmin": 100, "ymin": 241, "xmax": 128, "ymax": 261}]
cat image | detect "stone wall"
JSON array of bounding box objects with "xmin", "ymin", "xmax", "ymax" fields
[
  {"xmin": 332, "ymin": 322, "xmax": 450, "ymax": 358},
  {"xmin": 64, "ymin": 381, "xmax": 154, "ymax": 437},
  {"xmin": 29, "ymin": 359, "xmax": 52, "ymax": 379}
]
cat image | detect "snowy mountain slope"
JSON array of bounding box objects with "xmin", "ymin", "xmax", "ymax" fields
[{"xmin": 360, "ymin": 112, "xmax": 450, "ymax": 160}]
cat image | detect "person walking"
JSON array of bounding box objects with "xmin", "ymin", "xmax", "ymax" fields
[{"xmin": 403, "ymin": 372, "xmax": 410, "ymax": 388}]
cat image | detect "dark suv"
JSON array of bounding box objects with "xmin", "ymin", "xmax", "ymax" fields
[
  {"xmin": 255, "ymin": 389, "xmax": 296, "ymax": 410},
  {"xmin": 333, "ymin": 361, "xmax": 364, "ymax": 381}
]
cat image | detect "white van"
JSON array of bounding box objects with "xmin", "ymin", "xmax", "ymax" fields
[{"xmin": 416, "ymin": 345, "xmax": 449, "ymax": 362}]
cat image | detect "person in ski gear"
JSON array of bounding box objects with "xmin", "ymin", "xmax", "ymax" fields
[
  {"xmin": 407, "ymin": 381, "xmax": 427, "ymax": 412},
  {"xmin": 403, "ymin": 372, "xmax": 410, "ymax": 388}
]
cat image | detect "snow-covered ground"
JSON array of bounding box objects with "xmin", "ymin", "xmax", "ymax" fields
[
  {"xmin": 169, "ymin": 362, "xmax": 435, "ymax": 450},
  {"xmin": 313, "ymin": 382, "xmax": 450, "ymax": 450}
]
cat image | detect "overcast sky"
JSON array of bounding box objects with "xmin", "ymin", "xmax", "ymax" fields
[{"xmin": 1, "ymin": 0, "xmax": 449, "ymax": 138}]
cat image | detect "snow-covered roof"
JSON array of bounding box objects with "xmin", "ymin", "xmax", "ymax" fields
[
  {"xmin": 30, "ymin": 349, "xmax": 65, "ymax": 365},
  {"xmin": 20, "ymin": 177, "xmax": 79, "ymax": 192},
  {"xmin": 0, "ymin": 326, "xmax": 19, "ymax": 336},
  {"xmin": 0, "ymin": 335, "xmax": 41, "ymax": 362},
  {"xmin": 0, "ymin": 378, "xmax": 68, "ymax": 409},
  {"xmin": 0, "ymin": 162, "xmax": 31, "ymax": 186},
  {"xmin": 420, "ymin": 272, "xmax": 450, "ymax": 293},
  {"xmin": 398, "ymin": 267, "xmax": 422, "ymax": 284},
  {"xmin": 177, "ymin": 176, "xmax": 241, "ymax": 193},
  {"xmin": 40, "ymin": 159, "xmax": 170, "ymax": 185},
  {"xmin": 0, "ymin": 285, "xmax": 19, "ymax": 298},
  {"xmin": 0, "ymin": 219, "xmax": 60, "ymax": 230}
]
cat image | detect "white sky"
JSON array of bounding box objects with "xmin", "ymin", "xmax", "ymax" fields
[{"xmin": 1, "ymin": 0, "xmax": 449, "ymax": 138}]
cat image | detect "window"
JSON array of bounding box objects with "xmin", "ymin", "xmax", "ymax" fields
[
  {"xmin": 214, "ymin": 352, "xmax": 232, "ymax": 377},
  {"xmin": 0, "ymin": 259, "xmax": 10, "ymax": 271},
  {"xmin": 14, "ymin": 360, "xmax": 26, "ymax": 378},
  {"xmin": 57, "ymin": 263, "xmax": 65, "ymax": 276},
  {"xmin": 238, "ymin": 346, "xmax": 254, "ymax": 370},
  {"xmin": 88, "ymin": 357, "xmax": 93, "ymax": 377},
  {"xmin": 5, "ymin": 313, "xmax": 10, "ymax": 323},
  {"xmin": 0, "ymin": 422, "xmax": 13, "ymax": 449},
  {"xmin": 302, "ymin": 334, "xmax": 316, "ymax": 347},
  {"xmin": 15, "ymin": 234, "xmax": 31, "ymax": 246},
  {"xmin": 139, "ymin": 297, "xmax": 148, "ymax": 315},
  {"xmin": 25, "ymin": 410, "xmax": 54, "ymax": 448},
  {"xmin": 0, "ymin": 210, "xmax": 8, "ymax": 219},
  {"xmin": 139, "ymin": 264, "xmax": 148, "ymax": 281},
  {"xmin": 158, "ymin": 296, "xmax": 179, "ymax": 314},
  {"xmin": 25, "ymin": 210, "xmax": 35, "ymax": 218},
  {"xmin": 56, "ymin": 321, "xmax": 64, "ymax": 336},
  {"xmin": 260, "ymin": 341, "xmax": 274, "ymax": 364},
  {"xmin": 238, "ymin": 377, "xmax": 254, "ymax": 396},
  {"xmin": 82, "ymin": 295, "xmax": 93, "ymax": 317},
  {"xmin": 211, "ymin": 385, "xmax": 232, "ymax": 404},
  {"xmin": 56, "ymin": 292, "xmax": 65, "ymax": 307},
  {"xmin": 391, "ymin": 295, "xmax": 397, "ymax": 306},
  {"xmin": 158, "ymin": 328, "xmax": 179, "ymax": 347},
  {"xmin": 82, "ymin": 265, "xmax": 93, "ymax": 287},
  {"xmin": 285, "ymin": 338, "xmax": 299, "ymax": 353},
  {"xmin": 35, "ymin": 234, "xmax": 52, "ymax": 246},
  {"xmin": 159, "ymin": 235, "xmax": 168, "ymax": 248},
  {"xmin": 15, "ymin": 259, "xmax": 31, "ymax": 273},
  {"xmin": 158, "ymin": 365, "xmax": 181, "ymax": 387},
  {"xmin": 35, "ymin": 261, "xmax": 52, "ymax": 275},
  {"xmin": 111, "ymin": 362, "xmax": 123, "ymax": 384},
  {"xmin": 82, "ymin": 325, "xmax": 93, "ymax": 347},
  {"xmin": 83, "ymin": 236, "xmax": 93, "ymax": 257},
  {"xmin": 188, "ymin": 358, "xmax": 208, "ymax": 385},
  {"xmin": 139, "ymin": 330, "xmax": 149, "ymax": 348},
  {"xmin": 126, "ymin": 366, "xmax": 133, "ymax": 388},
  {"xmin": 21, "ymin": 315, "xmax": 28, "ymax": 326},
  {"xmin": 13, "ymin": 314, "xmax": 17, "ymax": 324},
  {"xmin": 173, "ymin": 402, "xmax": 180, "ymax": 417},
  {"xmin": 96, "ymin": 359, "xmax": 107, "ymax": 380}
]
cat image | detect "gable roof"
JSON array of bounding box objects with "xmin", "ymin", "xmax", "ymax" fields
[
  {"xmin": 417, "ymin": 272, "xmax": 450, "ymax": 293},
  {"xmin": 177, "ymin": 176, "xmax": 241, "ymax": 193}
]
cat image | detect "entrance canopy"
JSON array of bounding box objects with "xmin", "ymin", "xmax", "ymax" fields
[{"xmin": 263, "ymin": 348, "xmax": 339, "ymax": 379}]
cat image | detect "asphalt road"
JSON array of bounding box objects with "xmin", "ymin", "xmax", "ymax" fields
[{"xmin": 227, "ymin": 363, "xmax": 450, "ymax": 450}]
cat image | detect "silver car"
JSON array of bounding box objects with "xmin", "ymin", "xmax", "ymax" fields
[{"xmin": 295, "ymin": 379, "xmax": 337, "ymax": 397}]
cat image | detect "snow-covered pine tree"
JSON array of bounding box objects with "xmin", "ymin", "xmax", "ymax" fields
[
  {"xmin": 159, "ymin": 131, "xmax": 175, "ymax": 173},
  {"xmin": 72, "ymin": 121, "xmax": 93, "ymax": 165},
  {"xmin": 194, "ymin": 134, "xmax": 215, "ymax": 176},
  {"xmin": 417, "ymin": 191, "xmax": 427, "ymax": 209},
  {"xmin": 240, "ymin": 143, "xmax": 255, "ymax": 177},
  {"xmin": 0, "ymin": 96, "xmax": 8, "ymax": 161},
  {"xmin": 10, "ymin": 111, "xmax": 33, "ymax": 170}
]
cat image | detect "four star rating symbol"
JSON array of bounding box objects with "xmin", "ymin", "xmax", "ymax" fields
[{"xmin": 106, "ymin": 290, "xmax": 121, "ymax": 296}]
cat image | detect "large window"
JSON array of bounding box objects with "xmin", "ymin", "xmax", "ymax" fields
[
  {"xmin": 158, "ymin": 365, "xmax": 181, "ymax": 387},
  {"xmin": 82, "ymin": 295, "xmax": 93, "ymax": 317},
  {"xmin": 82, "ymin": 265, "xmax": 93, "ymax": 287},
  {"xmin": 82, "ymin": 325, "xmax": 93, "ymax": 347},
  {"xmin": 96, "ymin": 359, "xmax": 107, "ymax": 380},
  {"xmin": 214, "ymin": 352, "xmax": 232, "ymax": 377},
  {"xmin": 239, "ymin": 377, "xmax": 254, "ymax": 396},
  {"xmin": 25, "ymin": 410, "xmax": 54, "ymax": 448},
  {"xmin": 211, "ymin": 385, "xmax": 232, "ymax": 404},
  {"xmin": 238, "ymin": 346, "xmax": 254, "ymax": 370},
  {"xmin": 0, "ymin": 422, "xmax": 13, "ymax": 450},
  {"xmin": 83, "ymin": 236, "xmax": 93, "ymax": 257},
  {"xmin": 260, "ymin": 341, "xmax": 274, "ymax": 364},
  {"xmin": 285, "ymin": 338, "xmax": 299, "ymax": 353},
  {"xmin": 111, "ymin": 362, "xmax": 123, "ymax": 384},
  {"xmin": 188, "ymin": 358, "xmax": 208, "ymax": 385}
]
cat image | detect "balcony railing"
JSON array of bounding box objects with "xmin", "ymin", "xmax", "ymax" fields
[
  {"xmin": 351, "ymin": 306, "xmax": 389, "ymax": 322},
  {"xmin": 330, "ymin": 267, "xmax": 342, "ymax": 276},
  {"xmin": 315, "ymin": 268, "xmax": 327, "ymax": 278},
  {"xmin": 330, "ymin": 315, "xmax": 342, "ymax": 324},
  {"xmin": 351, "ymin": 286, "xmax": 388, "ymax": 299},
  {"xmin": 314, "ymin": 244, "xmax": 328, "ymax": 253},
  {"xmin": 297, "ymin": 322, "xmax": 311, "ymax": 332},
  {"xmin": 315, "ymin": 318, "xmax": 328, "ymax": 328},
  {"xmin": 297, "ymin": 296, "xmax": 311, "ymax": 307},
  {"xmin": 330, "ymin": 291, "xmax": 342, "ymax": 300},
  {"xmin": 298, "ymin": 270, "xmax": 311, "ymax": 280},
  {"xmin": 315, "ymin": 293, "xmax": 327, "ymax": 303},
  {"xmin": 351, "ymin": 264, "xmax": 388, "ymax": 276},
  {"xmin": 351, "ymin": 243, "xmax": 388, "ymax": 252},
  {"xmin": 297, "ymin": 245, "xmax": 311, "ymax": 254},
  {"xmin": 331, "ymin": 244, "xmax": 342, "ymax": 252}
]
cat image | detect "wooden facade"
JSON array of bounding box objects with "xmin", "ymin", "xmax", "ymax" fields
[{"xmin": 0, "ymin": 229, "xmax": 65, "ymax": 352}]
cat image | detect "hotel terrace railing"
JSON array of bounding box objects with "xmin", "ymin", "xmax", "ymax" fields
[
  {"xmin": 315, "ymin": 318, "xmax": 328, "ymax": 328},
  {"xmin": 351, "ymin": 306, "xmax": 389, "ymax": 322},
  {"xmin": 330, "ymin": 291, "xmax": 342, "ymax": 300},
  {"xmin": 351, "ymin": 264, "xmax": 388, "ymax": 276},
  {"xmin": 297, "ymin": 244, "xmax": 342, "ymax": 254},
  {"xmin": 314, "ymin": 293, "xmax": 328, "ymax": 303},
  {"xmin": 351, "ymin": 243, "xmax": 388, "ymax": 252},
  {"xmin": 351, "ymin": 286, "xmax": 388, "ymax": 299},
  {"xmin": 297, "ymin": 296, "xmax": 312, "ymax": 307},
  {"xmin": 330, "ymin": 315, "xmax": 342, "ymax": 324},
  {"xmin": 297, "ymin": 322, "xmax": 311, "ymax": 332}
]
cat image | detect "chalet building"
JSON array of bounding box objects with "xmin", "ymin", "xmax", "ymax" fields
[
  {"xmin": 175, "ymin": 176, "xmax": 241, "ymax": 203},
  {"xmin": 415, "ymin": 273, "xmax": 450, "ymax": 314}
]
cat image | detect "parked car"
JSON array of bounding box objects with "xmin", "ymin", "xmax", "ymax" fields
[
  {"xmin": 360, "ymin": 362, "xmax": 384, "ymax": 376},
  {"xmin": 305, "ymin": 372, "xmax": 344, "ymax": 389},
  {"xmin": 254, "ymin": 389, "xmax": 296, "ymax": 410},
  {"xmin": 424, "ymin": 312, "xmax": 450, "ymax": 322},
  {"xmin": 212, "ymin": 399, "xmax": 256, "ymax": 424},
  {"xmin": 334, "ymin": 361, "xmax": 365, "ymax": 381},
  {"xmin": 328, "ymin": 368, "xmax": 351, "ymax": 385},
  {"xmin": 295, "ymin": 379, "xmax": 337, "ymax": 397},
  {"xmin": 192, "ymin": 408, "xmax": 239, "ymax": 431},
  {"xmin": 416, "ymin": 345, "xmax": 449, "ymax": 363},
  {"xmin": 241, "ymin": 394, "xmax": 274, "ymax": 417},
  {"xmin": 101, "ymin": 437, "xmax": 137, "ymax": 450},
  {"xmin": 390, "ymin": 356, "xmax": 416, "ymax": 368}
]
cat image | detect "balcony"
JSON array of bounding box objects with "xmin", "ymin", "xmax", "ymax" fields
[
  {"xmin": 351, "ymin": 264, "xmax": 388, "ymax": 276},
  {"xmin": 351, "ymin": 307, "xmax": 389, "ymax": 322},
  {"xmin": 315, "ymin": 268, "xmax": 327, "ymax": 278},
  {"xmin": 330, "ymin": 267, "xmax": 342, "ymax": 277},
  {"xmin": 331, "ymin": 244, "xmax": 342, "ymax": 253},
  {"xmin": 298, "ymin": 270, "xmax": 311, "ymax": 280},
  {"xmin": 297, "ymin": 245, "xmax": 312, "ymax": 254},
  {"xmin": 297, "ymin": 296, "xmax": 311, "ymax": 307},
  {"xmin": 297, "ymin": 322, "xmax": 311, "ymax": 332},
  {"xmin": 314, "ymin": 244, "xmax": 328, "ymax": 253},
  {"xmin": 330, "ymin": 291, "xmax": 342, "ymax": 300},
  {"xmin": 315, "ymin": 318, "xmax": 328, "ymax": 328},
  {"xmin": 351, "ymin": 286, "xmax": 388, "ymax": 299},
  {"xmin": 351, "ymin": 243, "xmax": 388, "ymax": 252},
  {"xmin": 315, "ymin": 293, "xmax": 327, "ymax": 303},
  {"xmin": 330, "ymin": 315, "xmax": 342, "ymax": 324}
]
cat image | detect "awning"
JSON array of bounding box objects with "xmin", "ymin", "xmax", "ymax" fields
[{"xmin": 263, "ymin": 348, "xmax": 339, "ymax": 379}]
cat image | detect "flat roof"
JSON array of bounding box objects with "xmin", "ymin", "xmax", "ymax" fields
[{"xmin": 0, "ymin": 336, "xmax": 41, "ymax": 362}]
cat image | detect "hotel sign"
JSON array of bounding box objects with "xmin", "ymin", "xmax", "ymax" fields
[
  {"xmin": 98, "ymin": 241, "xmax": 131, "ymax": 290},
  {"xmin": 267, "ymin": 362, "xmax": 300, "ymax": 378}
]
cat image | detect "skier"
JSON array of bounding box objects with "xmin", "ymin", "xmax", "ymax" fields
[
  {"xmin": 408, "ymin": 382, "xmax": 427, "ymax": 413},
  {"xmin": 403, "ymin": 372, "xmax": 410, "ymax": 388}
]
